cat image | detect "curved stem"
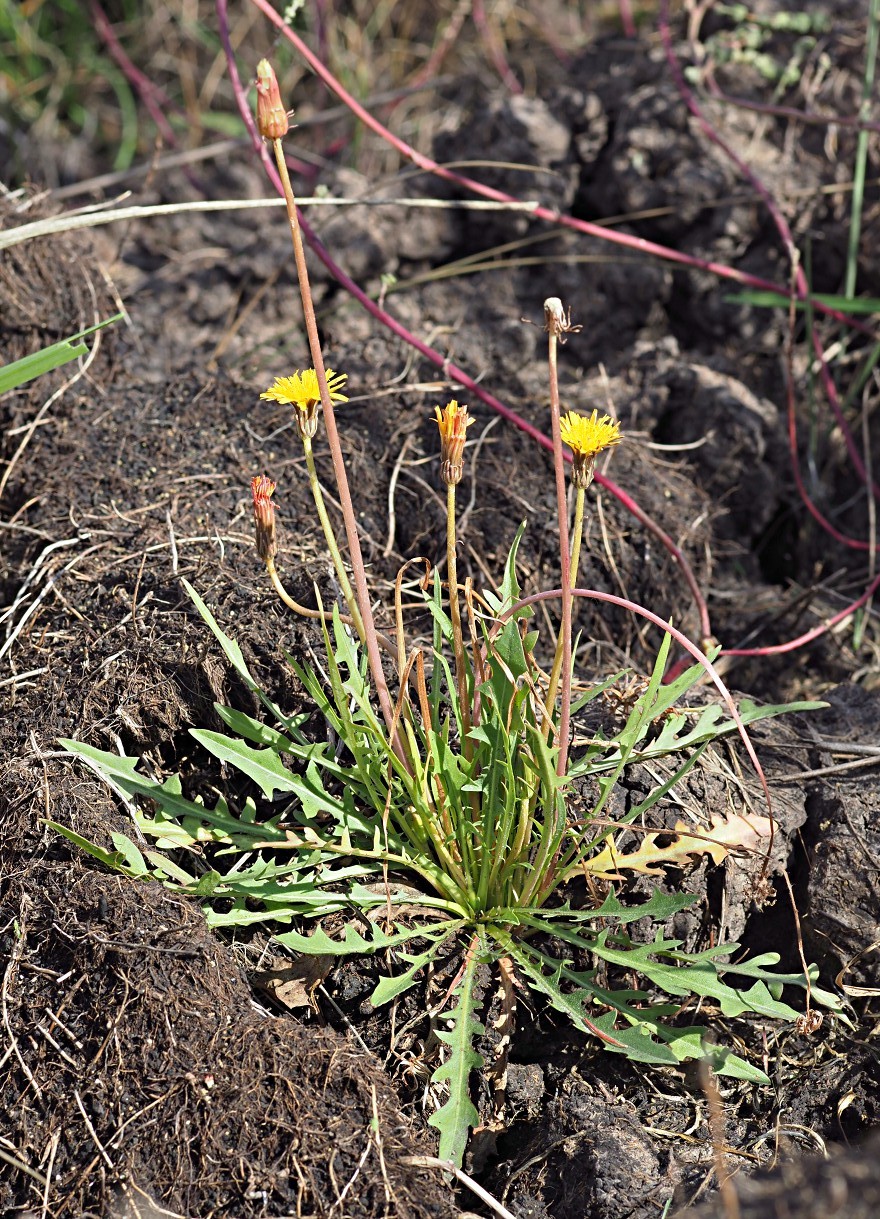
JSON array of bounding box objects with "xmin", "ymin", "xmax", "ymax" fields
[
  {"xmin": 658, "ymin": 0, "xmax": 879, "ymax": 504},
  {"xmin": 498, "ymin": 585, "xmax": 775, "ymax": 880},
  {"xmin": 266, "ymin": 557, "xmax": 399, "ymax": 659},
  {"xmin": 216, "ymin": 8, "xmax": 717, "ymax": 643},
  {"xmin": 249, "ymin": 0, "xmax": 873, "ymax": 333},
  {"xmin": 302, "ymin": 437, "xmax": 364, "ymax": 640},
  {"xmin": 723, "ymin": 568, "xmax": 880, "ymax": 657}
]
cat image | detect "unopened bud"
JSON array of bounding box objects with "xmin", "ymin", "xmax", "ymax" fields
[
  {"xmin": 255, "ymin": 59, "xmax": 289, "ymax": 140},
  {"xmin": 251, "ymin": 474, "xmax": 278, "ymax": 563}
]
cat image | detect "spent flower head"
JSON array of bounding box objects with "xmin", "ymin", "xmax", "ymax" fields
[
  {"xmin": 261, "ymin": 368, "xmax": 349, "ymax": 439},
  {"xmin": 255, "ymin": 59, "xmax": 289, "ymax": 140},
  {"xmin": 435, "ymin": 400, "xmax": 475, "ymax": 486},
  {"xmin": 560, "ymin": 409, "xmax": 621, "ymax": 489},
  {"xmin": 543, "ymin": 297, "xmax": 582, "ymax": 342},
  {"xmin": 251, "ymin": 474, "xmax": 277, "ymax": 563}
]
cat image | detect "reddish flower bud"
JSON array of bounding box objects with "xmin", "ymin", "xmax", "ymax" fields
[
  {"xmin": 251, "ymin": 474, "xmax": 278, "ymax": 563},
  {"xmin": 255, "ymin": 59, "xmax": 289, "ymax": 140}
]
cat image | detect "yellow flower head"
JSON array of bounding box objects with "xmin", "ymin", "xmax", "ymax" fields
[
  {"xmin": 559, "ymin": 409, "xmax": 621, "ymax": 489},
  {"xmin": 434, "ymin": 400, "xmax": 475, "ymax": 486},
  {"xmin": 261, "ymin": 369, "xmax": 348, "ymax": 439}
]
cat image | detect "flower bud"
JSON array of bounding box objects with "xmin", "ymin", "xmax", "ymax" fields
[
  {"xmin": 251, "ymin": 474, "xmax": 278, "ymax": 563},
  {"xmin": 255, "ymin": 59, "xmax": 289, "ymax": 140}
]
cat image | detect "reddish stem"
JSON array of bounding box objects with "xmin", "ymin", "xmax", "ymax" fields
[
  {"xmin": 618, "ymin": 0, "xmax": 637, "ymax": 37},
  {"xmin": 408, "ymin": 0, "xmax": 470, "ymax": 92},
  {"xmin": 502, "ymin": 586, "xmax": 775, "ymax": 877},
  {"xmin": 705, "ymin": 80, "xmax": 880, "ymax": 136},
  {"xmin": 658, "ymin": 0, "xmax": 879, "ymax": 506},
  {"xmin": 545, "ymin": 310, "xmax": 573, "ymax": 776},
  {"xmin": 246, "ymin": 0, "xmax": 872, "ymax": 335},
  {"xmin": 90, "ymin": 0, "xmax": 179, "ymax": 146},
  {"xmin": 472, "ymin": 0, "xmax": 522, "ymax": 94},
  {"xmin": 224, "ymin": 0, "xmax": 713, "ymax": 641},
  {"xmin": 723, "ymin": 570, "xmax": 880, "ymax": 657}
]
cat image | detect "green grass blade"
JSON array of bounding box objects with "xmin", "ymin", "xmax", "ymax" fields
[{"xmin": 0, "ymin": 313, "xmax": 123, "ymax": 393}]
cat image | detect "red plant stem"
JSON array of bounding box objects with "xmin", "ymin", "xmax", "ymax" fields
[
  {"xmin": 90, "ymin": 0, "xmax": 179, "ymax": 146},
  {"xmin": 220, "ymin": 0, "xmax": 713, "ymax": 643},
  {"xmin": 272, "ymin": 152, "xmax": 399, "ymax": 744},
  {"xmin": 658, "ymin": 0, "xmax": 879, "ymax": 506},
  {"xmin": 471, "ymin": 0, "xmax": 522, "ymax": 94},
  {"xmin": 705, "ymin": 80, "xmax": 880, "ymax": 136},
  {"xmin": 618, "ymin": 0, "xmax": 637, "ymax": 37},
  {"xmin": 722, "ymin": 570, "xmax": 880, "ymax": 657},
  {"xmin": 545, "ymin": 309, "xmax": 573, "ymax": 776},
  {"xmin": 784, "ymin": 350, "xmax": 879, "ymax": 552},
  {"xmin": 594, "ymin": 471, "xmax": 714, "ymax": 643},
  {"xmin": 247, "ymin": 0, "xmax": 873, "ymax": 335},
  {"xmin": 218, "ymin": 4, "xmax": 877, "ymax": 676},
  {"xmin": 409, "ymin": 0, "xmax": 471, "ymax": 91},
  {"xmin": 217, "ymin": 5, "xmax": 401, "ymax": 753}
]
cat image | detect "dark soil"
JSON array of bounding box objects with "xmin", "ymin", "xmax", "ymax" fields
[{"xmin": 2, "ymin": 4, "xmax": 880, "ymax": 1217}]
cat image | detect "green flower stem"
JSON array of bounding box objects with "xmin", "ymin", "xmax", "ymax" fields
[
  {"xmin": 545, "ymin": 307, "xmax": 573, "ymax": 778},
  {"xmin": 271, "ymin": 136, "xmax": 402, "ymax": 758},
  {"xmin": 545, "ymin": 484, "xmax": 586, "ymax": 713},
  {"xmin": 569, "ymin": 485, "xmax": 587, "ymax": 590},
  {"xmin": 446, "ymin": 483, "xmax": 473, "ymax": 751},
  {"xmin": 302, "ymin": 437, "xmax": 365, "ymax": 640},
  {"xmin": 445, "ymin": 479, "xmax": 481, "ymax": 888}
]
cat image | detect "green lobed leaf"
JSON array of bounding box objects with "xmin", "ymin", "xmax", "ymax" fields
[
  {"xmin": 190, "ymin": 729, "xmax": 305, "ymax": 800},
  {"xmin": 60, "ymin": 738, "xmax": 289, "ymax": 846},
  {"xmin": 371, "ymin": 939, "xmax": 456, "ymax": 1007},
  {"xmin": 428, "ymin": 948, "xmax": 484, "ymax": 1167},
  {"xmin": 276, "ymin": 917, "xmax": 464, "ymax": 957}
]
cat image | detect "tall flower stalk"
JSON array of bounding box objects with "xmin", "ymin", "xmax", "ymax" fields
[
  {"xmin": 435, "ymin": 400, "xmax": 475, "ymax": 744},
  {"xmin": 546, "ymin": 407, "xmax": 622, "ymax": 713},
  {"xmin": 255, "ymin": 59, "xmax": 397, "ymax": 745},
  {"xmin": 260, "ymin": 370, "xmax": 365, "ymax": 641},
  {"xmin": 543, "ymin": 298, "xmax": 575, "ymax": 777}
]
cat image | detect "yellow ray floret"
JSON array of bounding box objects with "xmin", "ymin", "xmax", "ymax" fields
[
  {"xmin": 559, "ymin": 409, "xmax": 621, "ymax": 458},
  {"xmin": 434, "ymin": 399, "xmax": 474, "ymax": 443},
  {"xmin": 260, "ymin": 368, "xmax": 349, "ymax": 411}
]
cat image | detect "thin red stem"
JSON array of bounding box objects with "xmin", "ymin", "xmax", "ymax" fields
[
  {"xmin": 723, "ymin": 572, "xmax": 880, "ymax": 657},
  {"xmin": 705, "ymin": 79, "xmax": 880, "ymax": 136},
  {"xmin": 248, "ymin": 0, "xmax": 876, "ymax": 335},
  {"xmin": 472, "ymin": 0, "xmax": 522, "ymax": 94},
  {"xmin": 546, "ymin": 315, "xmax": 572, "ymax": 776},
  {"xmin": 503, "ymin": 587, "xmax": 775, "ymax": 875},
  {"xmin": 91, "ymin": 0, "xmax": 179, "ymax": 146},
  {"xmin": 658, "ymin": 0, "xmax": 879, "ymax": 505},
  {"xmin": 219, "ymin": 1, "xmax": 713, "ymax": 645}
]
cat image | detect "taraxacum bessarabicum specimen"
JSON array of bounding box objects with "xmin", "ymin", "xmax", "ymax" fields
[{"xmin": 59, "ymin": 59, "xmax": 842, "ymax": 1170}]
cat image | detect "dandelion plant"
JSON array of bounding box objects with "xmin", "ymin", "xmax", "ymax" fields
[{"xmin": 57, "ymin": 59, "xmax": 843, "ymax": 1170}]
